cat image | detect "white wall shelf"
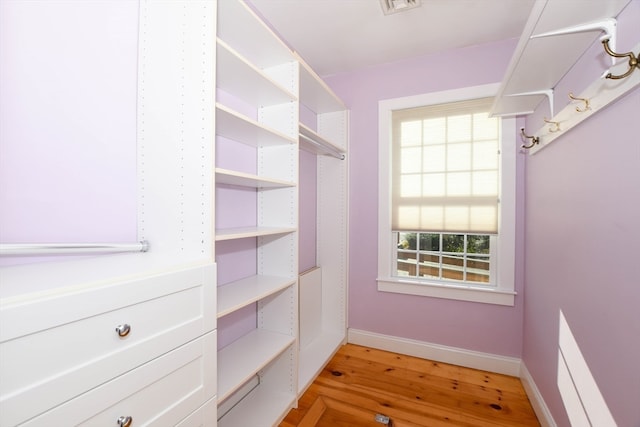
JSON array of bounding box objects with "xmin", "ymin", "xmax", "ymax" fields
[
  {"xmin": 215, "ymin": 104, "xmax": 296, "ymax": 148},
  {"xmin": 217, "ymin": 328, "xmax": 295, "ymax": 402},
  {"xmin": 216, "ymin": 168, "xmax": 295, "ymax": 188},
  {"xmin": 217, "ymin": 40, "xmax": 297, "ymax": 107},
  {"xmin": 491, "ymin": 0, "xmax": 631, "ymax": 117},
  {"xmin": 214, "ymin": 227, "xmax": 296, "ymax": 242},
  {"xmin": 297, "ymin": 54, "xmax": 346, "ymax": 114},
  {"xmin": 218, "ymin": 385, "xmax": 295, "ymax": 427},
  {"xmin": 299, "ymin": 123, "xmax": 345, "ymax": 158},
  {"xmin": 217, "ymin": 275, "xmax": 296, "ymax": 318},
  {"xmin": 529, "ymin": 41, "xmax": 640, "ymax": 154}
]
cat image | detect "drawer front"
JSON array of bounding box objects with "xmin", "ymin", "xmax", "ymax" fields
[
  {"xmin": 176, "ymin": 397, "xmax": 217, "ymax": 427},
  {"xmin": 21, "ymin": 331, "xmax": 216, "ymax": 427},
  {"xmin": 0, "ymin": 263, "xmax": 216, "ymax": 427}
]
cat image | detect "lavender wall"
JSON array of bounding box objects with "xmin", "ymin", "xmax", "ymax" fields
[
  {"xmin": 324, "ymin": 38, "xmax": 527, "ymax": 357},
  {"xmin": 522, "ymin": 2, "xmax": 640, "ymax": 426},
  {"xmin": 0, "ymin": 1, "xmax": 139, "ymax": 267}
]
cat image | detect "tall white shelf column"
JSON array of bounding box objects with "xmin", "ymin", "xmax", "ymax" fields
[{"xmin": 215, "ymin": 1, "xmax": 299, "ymax": 426}]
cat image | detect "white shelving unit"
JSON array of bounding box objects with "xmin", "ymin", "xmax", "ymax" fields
[
  {"xmin": 215, "ymin": 1, "xmax": 299, "ymax": 426},
  {"xmin": 296, "ymin": 55, "xmax": 349, "ymax": 395}
]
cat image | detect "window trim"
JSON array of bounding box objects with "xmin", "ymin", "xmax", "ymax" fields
[{"xmin": 377, "ymin": 83, "xmax": 516, "ymax": 306}]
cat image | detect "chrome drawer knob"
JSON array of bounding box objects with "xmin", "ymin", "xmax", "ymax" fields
[
  {"xmin": 117, "ymin": 416, "xmax": 132, "ymax": 427},
  {"xmin": 115, "ymin": 324, "xmax": 131, "ymax": 337}
]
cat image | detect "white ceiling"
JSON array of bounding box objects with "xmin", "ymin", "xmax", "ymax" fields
[{"xmin": 249, "ymin": 0, "xmax": 536, "ymax": 76}]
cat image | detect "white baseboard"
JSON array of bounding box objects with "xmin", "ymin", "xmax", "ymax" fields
[
  {"xmin": 348, "ymin": 328, "xmax": 521, "ymax": 376},
  {"xmin": 520, "ymin": 362, "xmax": 558, "ymax": 427}
]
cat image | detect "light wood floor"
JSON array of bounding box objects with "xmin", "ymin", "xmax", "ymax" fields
[{"xmin": 280, "ymin": 344, "xmax": 540, "ymax": 427}]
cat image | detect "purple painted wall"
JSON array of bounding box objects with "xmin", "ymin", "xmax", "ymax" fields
[
  {"xmin": 522, "ymin": 2, "xmax": 640, "ymax": 426},
  {"xmin": 0, "ymin": 2, "xmax": 139, "ymax": 266},
  {"xmin": 323, "ymin": 38, "xmax": 527, "ymax": 357}
]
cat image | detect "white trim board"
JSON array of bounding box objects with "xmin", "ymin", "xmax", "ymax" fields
[
  {"xmin": 348, "ymin": 328, "xmax": 557, "ymax": 426},
  {"xmin": 520, "ymin": 362, "xmax": 558, "ymax": 427},
  {"xmin": 348, "ymin": 328, "xmax": 520, "ymax": 376}
]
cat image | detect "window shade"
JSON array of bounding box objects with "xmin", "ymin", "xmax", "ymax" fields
[{"xmin": 391, "ymin": 97, "xmax": 500, "ymax": 234}]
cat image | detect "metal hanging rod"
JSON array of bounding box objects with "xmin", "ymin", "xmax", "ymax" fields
[
  {"xmin": 0, "ymin": 241, "xmax": 149, "ymax": 256},
  {"xmin": 298, "ymin": 133, "xmax": 345, "ymax": 160}
]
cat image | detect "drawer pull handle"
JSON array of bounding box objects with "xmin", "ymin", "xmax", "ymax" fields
[
  {"xmin": 117, "ymin": 416, "xmax": 133, "ymax": 427},
  {"xmin": 115, "ymin": 324, "xmax": 131, "ymax": 337}
]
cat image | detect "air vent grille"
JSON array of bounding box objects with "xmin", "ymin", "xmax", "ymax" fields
[{"xmin": 379, "ymin": 0, "xmax": 422, "ymax": 15}]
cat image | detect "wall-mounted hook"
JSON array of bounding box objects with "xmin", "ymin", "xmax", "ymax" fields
[
  {"xmin": 568, "ymin": 93, "xmax": 591, "ymax": 112},
  {"xmin": 601, "ymin": 39, "xmax": 639, "ymax": 79},
  {"xmin": 543, "ymin": 117, "xmax": 560, "ymax": 133},
  {"xmin": 520, "ymin": 128, "xmax": 539, "ymax": 149}
]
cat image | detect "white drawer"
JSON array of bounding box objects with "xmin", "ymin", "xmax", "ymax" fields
[
  {"xmin": 20, "ymin": 331, "xmax": 216, "ymax": 427},
  {"xmin": 0, "ymin": 263, "xmax": 216, "ymax": 427},
  {"xmin": 176, "ymin": 397, "xmax": 217, "ymax": 427}
]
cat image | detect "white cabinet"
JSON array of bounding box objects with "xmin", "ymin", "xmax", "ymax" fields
[
  {"xmin": 215, "ymin": 1, "xmax": 299, "ymax": 426},
  {"xmin": 297, "ymin": 58, "xmax": 349, "ymax": 395},
  {"xmin": 0, "ymin": 264, "xmax": 217, "ymax": 427}
]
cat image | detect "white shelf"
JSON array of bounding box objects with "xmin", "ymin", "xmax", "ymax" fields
[
  {"xmin": 216, "ymin": 104, "xmax": 296, "ymax": 148},
  {"xmin": 529, "ymin": 41, "xmax": 640, "ymax": 155},
  {"xmin": 297, "ymin": 53, "xmax": 346, "ymax": 114},
  {"xmin": 214, "ymin": 226, "xmax": 296, "ymax": 242},
  {"xmin": 217, "ymin": 328, "xmax": 295, "ymax": 402},
  {"xmin": 299, "ymin": 123, "xmax": 345, "ymax": 158},
  {"xmin": 217, "ymin": 39, "xmax": 297, "ymax": 107},
  {"xmin": 491, "ymin": 0, "xmax": 631, "ymax": 116},
  {"xmin": 218, "ymin": 384, "xmax": 295, "ymax": 427},
  {"xmin": 217, "ymin": 275, "xmax": 296, "ymax": 318},
  {"xmin": 217, "ymin": 0, "xmax": 293, "ymax": 70},
  {"xmin": 298, "ymin": 331, "xmax": 345, "ymax": 393},
  {"xmin": 216, "ymin": 168, "xmax": 295, "ymax": 189}
]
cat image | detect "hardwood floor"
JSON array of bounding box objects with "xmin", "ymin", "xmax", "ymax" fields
[{"xmin": 280, "ymin": 344, "xmax": 540, "ymax": 427}]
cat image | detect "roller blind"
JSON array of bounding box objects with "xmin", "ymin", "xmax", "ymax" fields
[{"xmin": 391, "ymin": 97, "xmax": 500, "ymax": 234}]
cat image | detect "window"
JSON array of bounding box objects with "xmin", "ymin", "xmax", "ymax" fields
[{"xmin": 378, "ymin": 84, "xmax": 516, "ymax": 306}]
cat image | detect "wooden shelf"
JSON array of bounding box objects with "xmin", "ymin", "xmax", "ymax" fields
[
  {"xmin": 297, "ymin": 54, "xmax": 346, "ymax": 114},
  {"xmin": 216, "ymin": 39, "xmax": 297, "ymax": 107},
  {"xmin": 298, "ymin": 331, "xmax": 345, "ymax": 393},
  {"xmin": 216, "ymin": 168, "xmax": 295, "ymax": 189},
  {"xmin": 216, "ymin": 104, "xmax": 296, "ymax": 148},
  {"xmin": 217, "ymin": 275, "xmax": 296, "ymax": 318},
  {"xmin": 218, "ymin": 383, "xmax": 295, "ymax": 427},
  {"xmin": 217, "ymin": 0, "xmax": 293, "ymax": 70},
  {"xmin": 214, "ymin": 226, "xmax": 296, "ymax": 241},
  {"xmin": 217, "ymin": 329, "xmax": 295, "ymax": 402}
]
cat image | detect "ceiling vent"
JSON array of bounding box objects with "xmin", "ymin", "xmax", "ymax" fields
[{"xmin": 379, "ymin": 0, "xmax": 422, "ymax": 15}]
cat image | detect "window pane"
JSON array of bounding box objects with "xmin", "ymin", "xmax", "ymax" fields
[
  {"xmin": 468, "ymin": 255, "xmax": 490, "ymax": 283},
  {"xmin": 401, "ymin": 147, "xmax": 422, "ymax": 173},
  {"xmin": 400, "ymin": 121, "xmax": 421, "ymax": 146},
  {"xmin": 419, "ymin": 233, "xmax": 440, "ymax": 251},
  {"xmin": 442, "ymin": 255, "xmax": 464, "ymax": 280},
  {"xmin": 442, "ymin": 234, "xmax": 464, "ymax": 252},
  {"xmin": 472, "ymin": 170, "xmax": 498, "ymax": 196},
  {"xmin": 419, "ymin": 253, "xmax": 440, "ymax": 278},
  {"xmin": 447, "ymin": 114, "xmax": 471, "ymax": 142},
  {"xmin": 423, "ymin": 118, "xmax": 445, "ymax": 144},
  {"xmin": 398, "ymin": 232, "xmax": 417, "ymax": 250},
  {"xmin": 447, "ymin": 142, "xmax": 471, "ymax": 171},
  {"xmin": 472, "ymin": 113, "xmax": 498, "ymax": 140},
  {"xmin": 423, "ymin": 145, "xmax": 445, "ymax": 172},
  {"xmin": 400, "ymin": 174, "xmax": 421, "ymax": 197},
  {"xmin": 447, "ymin": 172, "xmax": 471, "ymax": 196},
  {"xmin": 472, "ymin": 140, "xmax": 498, "ymax": 170},
  {"xmin": 467, "ymin": 235, "xmax": 490, "ymax": 254},
  {"xmin": 422, "ymin": 173, "xmax": 445, "ymax": 197}
]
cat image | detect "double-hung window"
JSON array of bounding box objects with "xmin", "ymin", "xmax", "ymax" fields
[{"xmin": 378, "ymin": 84, "xmax": 516, "ymax": 306}]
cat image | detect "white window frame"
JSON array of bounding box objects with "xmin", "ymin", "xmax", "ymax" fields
[{"xmin": 377, "ymin": 83, "xmax": 516, "ymax": 306}]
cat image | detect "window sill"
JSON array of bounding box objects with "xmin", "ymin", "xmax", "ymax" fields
[{"xmin": 377, "ymin": 277, "xmax": 515, "ymax": 306}]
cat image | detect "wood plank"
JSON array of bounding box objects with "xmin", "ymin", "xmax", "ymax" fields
[{"xmin": 281, "ymin": 344, "xmax": 540, "ymax": 427}]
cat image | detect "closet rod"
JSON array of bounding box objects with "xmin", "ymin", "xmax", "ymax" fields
[
  {"xmin": 299, "ymin": 133, "xmax": 345, "ymax": 160},
  {"xmin": 0, "ymin": 241, "xmax": 149, "ymax": 256}
]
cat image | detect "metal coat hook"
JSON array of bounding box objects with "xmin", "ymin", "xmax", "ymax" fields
[
  {"xmin": 568, "ymin": 93, "xmax": 591, "ymax": 112},
  {"xmin": 602, "ymin": 38, "xmax": 639, "ymax": 79},
  {"xmin": 520, "ymin": 128, "xmax": 539, "ymax": 149},
  {"xmin": 544, "ymin": 117, "xmax": 560, "ymax": 133}
]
